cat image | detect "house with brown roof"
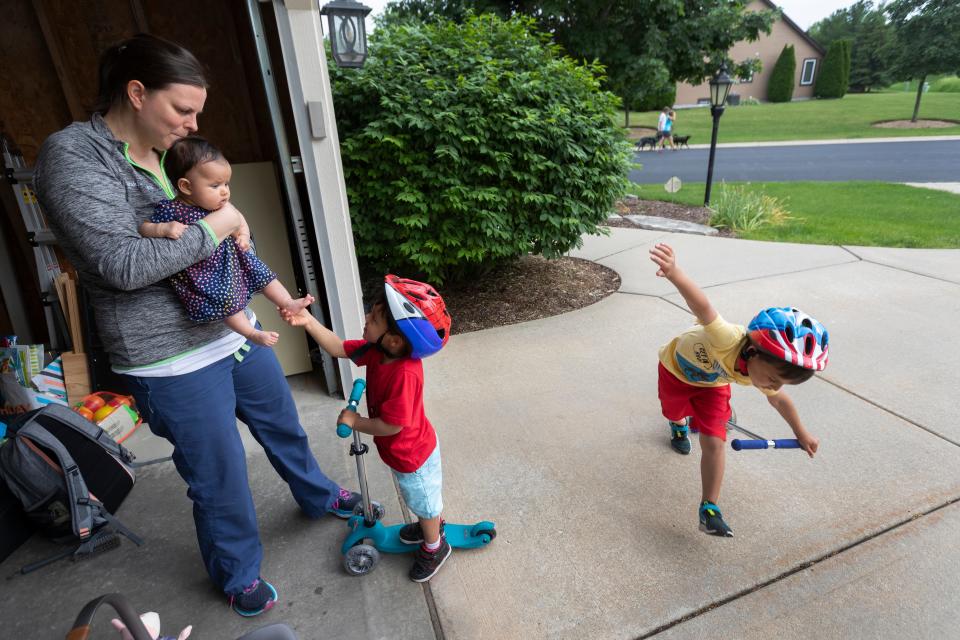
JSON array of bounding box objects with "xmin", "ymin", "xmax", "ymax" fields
[{"xmin": 674, "ymin": 0, "xmax": 826, "ymax": 106}]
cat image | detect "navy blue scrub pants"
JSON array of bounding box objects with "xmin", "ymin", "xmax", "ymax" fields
[{"xmin": 125, "ymin": 341, "xmax": 339, "ymax": 595}]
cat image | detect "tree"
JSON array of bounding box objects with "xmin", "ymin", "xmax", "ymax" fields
[
  {"xmin": 767, "ymin": 45, "xmax": 796, "ymax": 102},
  {"xmin": 809, "ymin": 1, "xmax": 894, "ymax": 93},
  {"xmin": 839, "ymin": 39, "xmax": 852, "ymax": 94},
  {"xmin": 849, "ymin": 11, "xmax": 894, "ymax": 91},
  {"xmin": 381, "ymin": 1, "xmax": 775, "ymax": 120},
  {"xmin": 330, "ymin": 14, "xmax": 633, "ymax": 283},
  {"xmin": 886, "ymin": 0, "xmax": 960, "ymax": 121},
  {"xmin": 814, "ymin": 40, "xmax": 847, "ymax": 98}
]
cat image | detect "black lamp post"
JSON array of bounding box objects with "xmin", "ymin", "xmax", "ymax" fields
[
  {"xmin": 703, "ymin": 64, "xmax": 734, "ymax": 206},
  {"xmin": 320, "ymin": 0, "xmax": 372, "ymax": 68}
]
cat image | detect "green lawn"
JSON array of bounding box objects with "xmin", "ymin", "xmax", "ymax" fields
[
  {"xmin": 629, "ymin": 181, "xmax": 960, "ymax": 248},
  {"xmin": 620, "ymin": 92, "xmax": 960, "ymax": 143}
]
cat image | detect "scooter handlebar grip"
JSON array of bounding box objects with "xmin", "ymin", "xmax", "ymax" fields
[
  {"xmin": 337, "ymin": 378, "xmax": 365, "ymax": 438},
  {"xmin": 348, "ymin": 378, "xmax": 366, "ymax": 404},
  {"xmin": 773, "ymin": 439, "xmax": 801, "ymax": 449},
  {"xmin": 731, "ymin": 439, "xmax": 768, "ymax": 450}
]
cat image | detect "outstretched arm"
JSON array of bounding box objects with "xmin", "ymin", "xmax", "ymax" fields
[
  {"xmin": 649, "ymin": 243, "xmax": 717, "ymax": 326},
  {"xmin": 281, "ymin": 307, "xmax": 347, "ymax": 358},
  {"xmin": 767, "ymin": 390, "xmax": 819, "ymax": 458}
]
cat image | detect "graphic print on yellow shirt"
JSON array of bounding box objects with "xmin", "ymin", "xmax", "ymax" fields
[{"xmin": 659, "ymin": 315, "xmax": 770, "ymax": 392}]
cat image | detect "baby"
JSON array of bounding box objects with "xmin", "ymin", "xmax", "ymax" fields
[{"xmin": 139, "ymin": 136, "xmax": 311, "ymax": 345}]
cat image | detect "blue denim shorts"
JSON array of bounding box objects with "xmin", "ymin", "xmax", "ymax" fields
[{"xmin": 393, "ymin": 445, "xmax": 443, "ymax": 519}]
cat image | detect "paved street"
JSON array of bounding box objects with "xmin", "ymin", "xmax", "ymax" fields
[{"xmin": 629, "ymin": 138, "xmax": 960, "ymax": 184}]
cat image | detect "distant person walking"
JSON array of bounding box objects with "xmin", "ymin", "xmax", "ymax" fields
[
  {"xmin": 660, "ymin": 110, "xmax": 676, "ymax": 152},
  {"xmin": 656, "ymin": 107, "xmax": 670, "ymax": 152}
]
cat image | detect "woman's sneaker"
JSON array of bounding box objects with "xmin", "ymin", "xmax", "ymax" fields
[
  {"xmin": 398, "ymin": 520, "xmax": 445, "ymax": 545},
  {"xmin": 409, "ymin": 537, "xmax": 452, "ymax": 582},
  {"xmin": 328, "ymin": 488, "xmax": 363, "ymax": 519},
  {"xmin": 699, "ymin": 501, "xmax": 734, "ymax": 537},
  {"xmin": 230, "ymin": 578, "xmax": 278, "ymax": 617},
  {"xmin": 669, "ymin": 420, "xmax": 691, "ymax": 455}
]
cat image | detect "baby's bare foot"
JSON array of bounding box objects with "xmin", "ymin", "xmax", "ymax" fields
[
  {"xmin": 248, "ymin": 330, "xmax": 279, "ymax": 347},
  {"xmin": 282, "ymin": 294, "xmax": 314, "ymax": 314}
]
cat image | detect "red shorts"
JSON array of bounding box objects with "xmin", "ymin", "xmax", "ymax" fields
[{"xmin": 657, "ymin": 363, "xmax": 731, "ymax": 440}]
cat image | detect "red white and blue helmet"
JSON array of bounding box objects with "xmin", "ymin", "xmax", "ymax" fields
[
  {"xmin": 748, "ymin": 307, "xmax": 829, "ymax": 371},
  {"xmin": 383, "ymin": 275, "xmax": 451, "ymax": 359}
]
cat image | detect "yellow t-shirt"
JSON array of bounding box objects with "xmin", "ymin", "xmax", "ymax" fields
[{"xmin": 659, "ymin": 315, "xmax": 772, "ymax": 394}]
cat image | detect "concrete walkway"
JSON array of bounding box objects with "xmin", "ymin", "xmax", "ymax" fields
[{"xmin": 3, "ymin": 229, "xmax": 959, "ymax": 639}]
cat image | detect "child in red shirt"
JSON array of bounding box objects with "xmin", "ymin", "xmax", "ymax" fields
[{"xmin": 283, "ymin": 275, "xmax": 453, "ymax": 582}]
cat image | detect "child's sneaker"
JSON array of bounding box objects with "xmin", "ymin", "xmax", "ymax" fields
[
  {"xmin": 699, "ymin": 501, "xmax": 734, "ymax": 537},
  {"xmin": 398, "ymin": 519, "xmax": 445, "ymax": 545},
  {"xmin": 669, "ymin": 420, "xmax": 691, "ymax": 455},
  {"xmin": 328, "ymin": 488, "xmax": 363, "ymax": 519},
  {"xmin": 409, "ymin": 538, "xmax": 452, "ymax": 582},
  {"xmin": 230, "ymin": 577, "xmax": 277, "ymax": 617}
]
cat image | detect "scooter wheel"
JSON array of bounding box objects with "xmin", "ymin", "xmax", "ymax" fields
[
  {"xmin": 344, "ymin": 544, "xmax": 380, "ymax": 576},
  {"xmin": 352, "ymin": 501, "xmax": 386, "ymax": 521},
  {"xmin": 475, "ymin": 528, "xmax": 497, "ymax": 544}
]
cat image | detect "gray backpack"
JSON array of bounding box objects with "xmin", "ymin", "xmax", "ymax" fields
[{"xmin": 0, "ymin": 404, "xmax": 143, "ymax": 572}]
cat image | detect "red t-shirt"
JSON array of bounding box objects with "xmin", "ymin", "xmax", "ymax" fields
[{"xmin": 343, "ymin": 340, "xmax": 437, "ymax": 473}]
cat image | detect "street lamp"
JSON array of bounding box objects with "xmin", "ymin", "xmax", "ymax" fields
[
  {"xmin": 703, "ymin": 64, "xmax": 734, "ymax": 206},
  {"xmin": 320, "ymin": 0, "xmax": 372, "ymax": 68}
]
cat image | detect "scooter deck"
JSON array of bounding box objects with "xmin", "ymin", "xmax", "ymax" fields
[{"xmin": 342, "ymin": 516, "xmax": 497, "ymax": 555}]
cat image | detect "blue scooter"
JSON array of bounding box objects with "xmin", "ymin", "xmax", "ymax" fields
[{"xmin": 335, "ymin": 379, "xmax": 496, "ymax": 576}]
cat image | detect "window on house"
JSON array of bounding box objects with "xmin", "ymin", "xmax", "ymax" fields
[{"xmin": 800, "ymin": 58, "xmax": 817, "ymax": 86}]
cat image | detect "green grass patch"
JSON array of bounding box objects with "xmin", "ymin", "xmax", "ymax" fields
[
  {"xmin": 619, "ymin": 92, "xmax": 960, "ymax": 143},
  {"xmin": 629, "ymin": 181, "xmax": 960, "ymax": 248}
]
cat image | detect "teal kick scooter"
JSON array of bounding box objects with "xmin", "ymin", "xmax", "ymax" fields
[{"xmin": 336, "ymin": 379, "xmax": 497, "ymax": 576}]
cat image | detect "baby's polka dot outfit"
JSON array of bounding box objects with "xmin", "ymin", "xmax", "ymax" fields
[{"xmin": 152, "ymin": 199, "xmax": 276, "ymax": 323}]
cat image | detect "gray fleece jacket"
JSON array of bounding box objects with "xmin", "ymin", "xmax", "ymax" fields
[{"xmin": 34, "ymin": 114, "xmax": 234, "ymax": 368}]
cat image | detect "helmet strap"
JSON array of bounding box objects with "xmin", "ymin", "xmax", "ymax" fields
[{"xmin": 374, "ymin": 331, "xmax": 399, "ymax": 358}]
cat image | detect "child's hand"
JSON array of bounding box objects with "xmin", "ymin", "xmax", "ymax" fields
[
  {"xmin": 797, "ymin": 431, "xmax": 819, "ymax": 458},
  {"xmin": 649, "ymin": 243, "xmax": 678, "ymax": 278},
  {"xmin": 158, "ymin": 222, "xmax": 187, "ymax": 240},
  {"xmin": 233, "ymin": 231, "xmax": 251, "ymax": 252},
  {"xmin": 337, "ymin": 409, "xmax": 358, "ymax": 429},
  {"xmin": 279, "ymin": 306, "xmax": 313, "ymax": 327}
]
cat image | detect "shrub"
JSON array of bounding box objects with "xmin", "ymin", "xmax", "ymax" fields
[
  {"xmin": 931, "ymin": 76, "xmax": 960, "ymax": 92},
  {"xmin": 634, "ymin": 82, "xmax": 677, "ymax": 113},
  {"xmin": 814, "ymin": 41, "xmax": 847, "ymax": 98},
  {"xmin": 329, "ymin": 14, "xmax": 634, "ymax": 283},
  {"xmin": 839, "ymin": 39, "xmax": 852, "ymax": 95},
  {"xmin": 767, "ymin": 45, "xmax": 796, "ymax": 103},
  {"xmin": 708, "ymin": 183, "xmax": 790, "ymax": 232}
]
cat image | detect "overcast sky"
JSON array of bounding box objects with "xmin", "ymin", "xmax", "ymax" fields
[{"xmin": 360, "ymin": 1, "xmax": 857, "ymax": 33}]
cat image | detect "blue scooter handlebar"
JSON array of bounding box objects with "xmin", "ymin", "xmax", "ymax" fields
[
  {"xmin": 731, "ymin": 438, "xmax": 800, "ymax": 451},
  {"xmin": 337, "ymin": 378, "xmax": 366, "ymax": 438}
]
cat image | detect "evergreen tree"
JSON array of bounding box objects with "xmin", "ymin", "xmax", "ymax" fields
[
  {"xmin": 814, "ymin": 40, "xmax": 846, "ymax": 98},
  {"xmin": 839, "ymin": 39, "xmax": 852, "ymax": 95},
  {"xmin": 767, "ymin": 45, "xmax": 796, "ymax": 102},
  {"xmin": 849, "ymin": 11, "xmax": 894, "ymax": 91}
]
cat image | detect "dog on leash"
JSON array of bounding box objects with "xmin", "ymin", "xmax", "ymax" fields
[
  {"xmin": 673, "ymin": 134, "xmax": 691, "ymax": 149},
  {"xmin": 635, "ymin": 136, "xmax": 658, "ymax": 151}
]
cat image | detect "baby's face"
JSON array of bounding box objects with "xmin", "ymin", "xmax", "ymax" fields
[{"xmin": 185, "ymin": 159, "xmax": 232, "ymax": 211}]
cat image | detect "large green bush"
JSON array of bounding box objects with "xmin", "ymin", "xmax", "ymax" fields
[
  {"xmin": 329, "ymin": 14, "xmax": 634, "ymax": 283},
  {"xmin": 815, "ymin": 40, "xmax": 847, "ymax": 98},
  {"xmin": 767, "ymin": 45, "xmax": 796, "ymax": 103}
]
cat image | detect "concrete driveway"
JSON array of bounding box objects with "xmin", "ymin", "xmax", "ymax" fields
[{"xmin": 2, "ymin": 228, "xmax": 959, "ymax": 639}]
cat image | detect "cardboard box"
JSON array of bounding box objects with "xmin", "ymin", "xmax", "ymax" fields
[{"xmin": 61, "ymin": 351, "xmax": 91, "ymax": 404}]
